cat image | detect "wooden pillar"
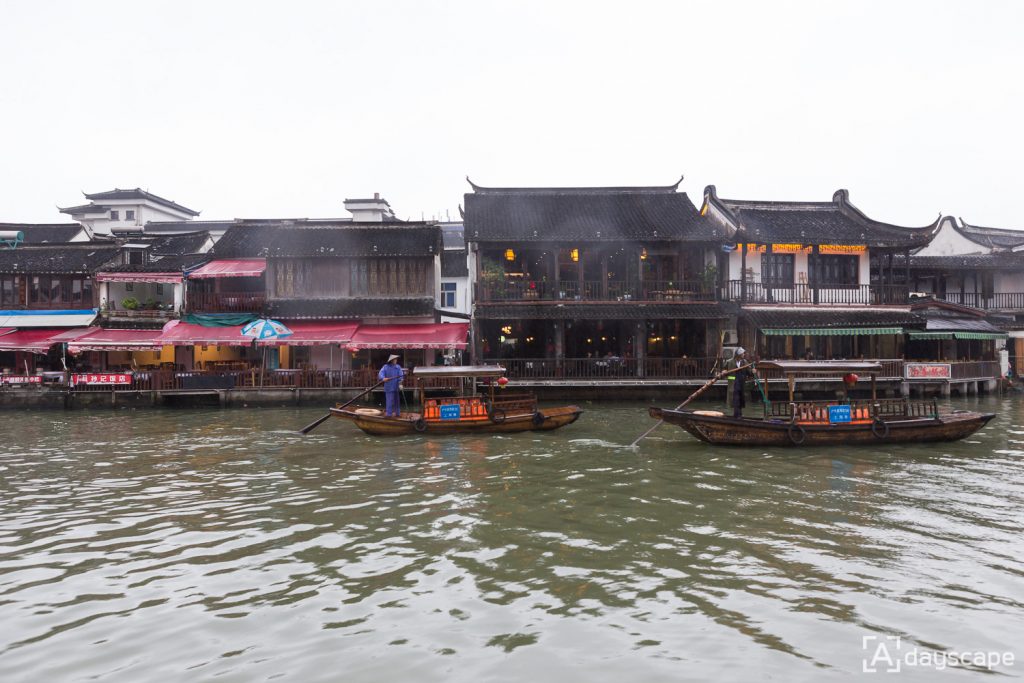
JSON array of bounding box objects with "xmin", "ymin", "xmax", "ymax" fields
[
  {"xmin": 601, "ymin": 252, "xmax": 609, "ymax": 299},
  {"xmin": 554, "ymin": 320, "xmax": 565, "ymax": 376},
  {"xmin": 740, "ymin": 241, "xmax": 748, "ymax": 303},
  {"xmin": 903, "ymin": 248, "xmax": 910, "ymax": 301},
  {"xmin": 811, "ymin": 244, "xmax": 820, "ymax": 305},
  {"xmin": 635, "ymin": 321, "xmax": 646, "ymax": 377},
  {"xmin": 765, "ymin": 243, "xmax": 774, "ymax": 303},
  {"xmin": 552, "ymin": 249, "xmax": 559, "ymax": 298}
]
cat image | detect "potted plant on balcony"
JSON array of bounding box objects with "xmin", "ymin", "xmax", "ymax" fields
[
  {"xmin": 121, "ymin": 297, "xmax": 139, "ymax": 310},
  {"xmin": 701, "ymin": 263, "xmax": 718, "ymax": 296},
  {"xmin": 480, "ymin": 258, "xmax": 506, "ymax": 298}
]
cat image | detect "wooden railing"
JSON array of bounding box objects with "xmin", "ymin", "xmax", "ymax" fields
[
  {"xmin": 949, "ymin": 361, "xmax": 1000, "ymax": 380},
  {"xmin": 938, "ymin": 292, "xmax": 1024, "ymax": 310},
  {"xmin": 186, "ymin": 291, "xmax": 265, "ymax": 313},
  {"xmin": 477, "ymin": 279, "xmax": 716, "ymax": 302},
  {"xmin": 727, "ymin": 281, "xmax": 909, "ymax": 305}
]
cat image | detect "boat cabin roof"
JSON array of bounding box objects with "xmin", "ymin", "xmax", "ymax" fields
[
  {"xmin": 757, "ymin": 360, "xmax": 883, "ymax": 374},
  {"xmin": 413, "ymin": 365, "xmax": 507, "ymax": 378}
]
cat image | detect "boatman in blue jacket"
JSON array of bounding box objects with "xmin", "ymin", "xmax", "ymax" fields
[{"xmin": 378, "ymin": 354, "xmax": 404, "ymax": 417}]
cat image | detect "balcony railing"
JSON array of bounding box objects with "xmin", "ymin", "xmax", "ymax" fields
[
  {"xmin": 478, "ymin": 280, "xmax": 717, "ymax": 302},
  {"xmin": 727, "ymin": 281, "xmax": 908, "ymax": 305},
  {"xmin": 100, "ymin": 307, "xmax": 178, "ymax": 320},
  {"xmin": 186, "ymin": 291, "xmax": 265, "ymax": 313},
  {"xmin": 489, "ymin": 357, "xmax": 908, "ymax": 381},
  {"xmin": 937, "ymin": 292, "xmax": 1024, "ymax": 310}
]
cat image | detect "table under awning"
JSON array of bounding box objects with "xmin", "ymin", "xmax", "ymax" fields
[
  {"xmin": 67, "ymin": 328, "xmax": 166, "ymax": 353},
  {"xmin": 761, "ymin": 327, "xmax": 904, "ymax": 336},
  {"xmin": 0, "ymin": 328, "xmax": 90, "ymax": 354},
  {"xmin": 0, "ymin": 309, "xmax": 98, "ymax": 328},
  {"xmin": 95, "ymin": 272, "xmax": 182, "ymax": 283},
  {"xmin": 346, "ymin": 323, "xmax": 469, "ymax": 350},
  {"xmin": 187, "ymin": 259, "xmax": 266, "ymax": 279},
  {"xmin": 257, "ymin": 321, "xmax": 360, "ymax": 346}
]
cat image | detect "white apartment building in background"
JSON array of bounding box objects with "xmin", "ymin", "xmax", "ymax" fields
[{"xmin": 59, "ymin": 188, "xmax": 200, "ymax": 238}]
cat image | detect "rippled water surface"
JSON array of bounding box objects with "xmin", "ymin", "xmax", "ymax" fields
[{"xmin": 1, "ymin": 396, "xmax": 1023, "ymax": 681}]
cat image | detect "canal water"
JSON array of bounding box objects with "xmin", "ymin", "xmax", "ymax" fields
[{"xmin": 1, "ymin": 396, "xmax": 1022, "ymax": 682}]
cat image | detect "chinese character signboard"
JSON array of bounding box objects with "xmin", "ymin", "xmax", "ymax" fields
[
  {"xmin": 71, "ymin": 374, "xmax": 133, "ymax": 385},
  {"xmin": 828, "ymin": 405, "xmax": 852, "ymax": 423},
  {"xmin": 0, "ymin": 375, "xmax": 43, "ymax": 385},
  {"xmin": 905, "ymin": 363, "xmax": 951, "ymax": 379},
  {"xmin": 439, "ymin": 403, "xmax": 461, "ymax": 421}
]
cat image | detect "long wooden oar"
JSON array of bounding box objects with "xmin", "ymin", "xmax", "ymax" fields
[
  {"xmin": 299, "ymin": 373, "xmax": 405, "ymax": 435},
  {"xmin": 629, "ymin": 362, "xmax": 752, "ymax": 448}
]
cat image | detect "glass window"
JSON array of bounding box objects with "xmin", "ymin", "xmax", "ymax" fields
[
  {"xmin": 810, "ymin": 255, "xmax": 859, "ymax": 287},
  {"xmin": 50, "ymin": 278, "xmax": 62, "ymax": 303},
  {"xmin": 110, "ymin": 210, "xmax": 119, "ymax": 220},
  {"xmin": 82, "ymin": 280, "xmax": 93, "ymax": 306},
  {"xmin": 71, "ymin": 279, "xmax": 83, "ymax": 304},
  {"xmin": 441, "ymin": 282, "xmax": 457, "ymax": 308},
  {"xmin": 761, "ymin": 253, "xmax": 794, "ymax": 289},
  {"xmin": 125, "ymin": 210, "xmax": 135, "ymax": 220},
  {"xmin": 1, "ymin": 277, "xmax": 14, "ymax": 306}
]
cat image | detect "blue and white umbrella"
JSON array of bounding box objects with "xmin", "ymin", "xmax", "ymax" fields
[{"xmin": 241, "ymin": 318, "xmax": 293, "ymax": 341}]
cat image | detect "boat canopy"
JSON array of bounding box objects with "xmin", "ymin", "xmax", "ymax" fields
[
  {"xmin": 413, "ymin": 365, "xmax": 506, "ymax": 378},
  {"xmin": 757, "ymin": 360, "xmax": 883, "ymax": 374}
]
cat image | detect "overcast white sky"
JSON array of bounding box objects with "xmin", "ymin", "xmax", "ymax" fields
[{"xmin": 1, "ymin": 1, "xmax": 1022, "ymax": 228}]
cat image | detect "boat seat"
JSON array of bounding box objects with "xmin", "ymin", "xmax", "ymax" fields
[
  {"xmin": 354, "ymin": 408, "xmax": 382, "ymax": 416},
  {"xmin": 692, "ymin": 410, "xmax": 724, "ymax": 417}
]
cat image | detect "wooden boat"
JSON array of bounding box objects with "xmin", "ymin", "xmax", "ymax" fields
[
  {"xmin": 650, "ymin": 360, "xmax": 995, "ymax": 447},
  {"xmin": 330, "ymin": 365, "xmax": 583, "ymax": 436}
]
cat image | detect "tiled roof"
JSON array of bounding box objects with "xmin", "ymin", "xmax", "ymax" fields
[
  {"xmin": 708, "ymin": 187, "xmax": 938, "ymax": 248},
  {"xmin": 0, "ymin": 223, "xmax": 83, "ymax": 243},
  {"xmin": 474, "ymin": 302, "xmax": 734, "ymax": 320},
  {"xmin": 58, "ymin": 204, "xmax": 111, "ymax": 215},
  {"xmin": 212, "ymin": 221, "xmax": 440, "ymax": 258},
  {"xmin": 83, "ymin": 188, "xmax": 199, "ymax": 216},
  {"xmin": 955, "ymin": 220, "xmax": 1024, "ymax": 249},
  {"xmin": 141, "ymin": 231, "xmax": 210, "ymax": 256},
  {"xmin": 97, "ymin": 254, "xmax": 209, "ymax": 274},
  {"xmin": 0, "ymin": 244, "xmax": 121, "ymax": 274},
  {"xmin": 464, "ymin": 180, "xmax": 717, "ymax": 243},
  {"xmin": 742, "ymin": 307, "xmax": 924, "ymax": 329},
  {"xmin": 907, "ymin": 253, "xmax": 1024, "ymax": 269},
  {"xmin": 266, "ymin": 297, "xmax": 435, "ymax": 319}
]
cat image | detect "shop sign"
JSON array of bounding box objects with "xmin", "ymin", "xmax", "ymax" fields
[
  {"xmin": 0, "ymin": 375, "xmax": 43, "ymax": 385},
  {"xmin": 72, "ymin": 373, "xmax": 133, "ymax": 385},
  {"xmin": 905, "ymin": 363, "xmax": 951, "ymax": 379}
]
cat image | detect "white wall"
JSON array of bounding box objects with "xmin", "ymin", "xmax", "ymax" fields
[{"xmin": 915, "ymin": 217, "xmax": 990, "ymax": 256}]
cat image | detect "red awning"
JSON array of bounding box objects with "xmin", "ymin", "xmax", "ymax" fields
[
  {"xmin": 96, "ymin": 272, "xmax": 182, "ymax": 284},
  {"xmin": 258, "ymin": 320, "xmax": 360, "ymax": 346},
  {"xmin": 188, "ymin": 259, "xmax": 266, "ymax": 279},
  {"xmin": 0, "ymin": 328, "xmax": 89, "ymax": 354},
  {"xmin": 67, "ymin": 328, "xmax": 166, "ymax": 353},
  {"xmin": 157, "ymin": 321, "xmax": 250, "ymax": 346},
  {"xmin": 347, "ymin": 323, "xmax": 469, "ymax": 350}
]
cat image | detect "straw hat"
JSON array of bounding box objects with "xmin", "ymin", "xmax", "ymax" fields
[{"xmin": 387, "ymin": 354, "xmax": 400, "ymax": 362}]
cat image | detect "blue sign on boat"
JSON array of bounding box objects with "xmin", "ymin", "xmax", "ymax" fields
[
  {"xmin": 828, "ymin": 405, "xmax": 852, "ymax": 424},
  {"xmin": 439, "ymin": 404, "xmax": 461, "ymax": 421}
]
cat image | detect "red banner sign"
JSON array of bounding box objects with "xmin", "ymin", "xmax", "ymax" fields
[
  {"xmin": 72, "ymin": 373, "xmax": 133, "ymax": 385},
  {"xmin": 905, "ymin": 363, "xmax": 951, "ymax": 379},
  {"xmin": 0, "ymin": 375, "xmax": 43, "ymax": 384}
]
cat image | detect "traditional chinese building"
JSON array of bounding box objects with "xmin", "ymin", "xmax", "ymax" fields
[
  {"xmin": 702, "ymin": 186, "xmax": 939, "ymax": 360},
  {"xmin": 464, "ymin": 179, "xmax": 732, "ymax": 378}
]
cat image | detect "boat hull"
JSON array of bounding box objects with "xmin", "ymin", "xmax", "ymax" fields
[
  {"xmin": 331, "ymin": 405, "xmax": 583, "ymax": 436},
  {"xmin": 650, "ymin": 407, "xmax": 995, "ymax": 447}
]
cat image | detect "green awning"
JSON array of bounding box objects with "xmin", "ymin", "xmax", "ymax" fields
[
  {"xmin": 908, "ymin": 331, "xmax": 1006, "ymax": 340},
  {"xmin": 908, "ymin": 331, "xmax": 953, "ymax": 340},
  {"xmin": 762, "ymin": 327, "xmax": 903, "ymax": 337},
  {"xmin": 953, "ymin": 331, "xmax": 1007, "ymax": 340}
]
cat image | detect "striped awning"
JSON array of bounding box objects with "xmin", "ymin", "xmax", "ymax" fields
[
  {"xmin": 909, "ymin": 331, "xmax": 1006, "ymax": 341},
  {"xmin": 762, "ymin": 327, "xmax": 903, "ymax": 337}
]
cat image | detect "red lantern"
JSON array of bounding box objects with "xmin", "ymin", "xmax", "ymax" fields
[
  {"xmin": 496, "ymin": 377, "xmax": 509, "ymax": 388},
  {"xmin": 843, "ymin": 373, "xmax": 859, "ymax": 387}
]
